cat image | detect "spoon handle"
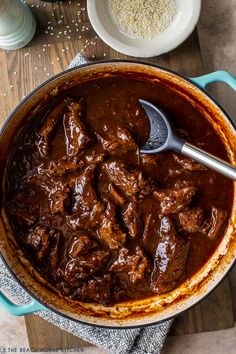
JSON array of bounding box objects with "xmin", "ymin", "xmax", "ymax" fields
[{"xmin": 181, "ymin": 142, "xmax": 236, "ymax": 180}]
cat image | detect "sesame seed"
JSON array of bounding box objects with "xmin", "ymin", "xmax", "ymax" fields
[{"xmin": 108, "ymin": 0, "xmax": 176, "ymax": 38}]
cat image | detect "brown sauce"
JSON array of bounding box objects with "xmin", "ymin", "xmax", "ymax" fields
[{"xmin": 5, "ymin": 77, "xmax": 233, "ymax": 305}]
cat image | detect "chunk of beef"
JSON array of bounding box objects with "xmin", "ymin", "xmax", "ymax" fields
[
  {"xmin": 66, "ymin": 166, "xmax": 104, "ymax": 229},
  {"xmin": 154, "ymin": 184, "xmax": 196, "ymax": 215},
  {"xmin": 142, "ymin": 213, "xmax": 153, "ymax": 243},
  {"xmin": 140, "ymin": 154, "xmax": 160, "ymax": 167},
  {"xmin": 96, "ymin": 127, "xmax": 137, "ymax": 154},
  {"xmin": 84, "ymin": 150, "xmax": 107, "ymax": 165},
  {"xmin": 64, "ymin": 250, "xmax": 108, "ymax": 284},
  {"xmin": 202, "ymin": 207, "xmax": 227, "ymax": 240},
  {"xmin": 37, "ymin": 156, "xmax": 84, "ymax": 177},
  {"xmin": 103, "ymin": 161, "xmax": 153, "ymax": 199},
  {"xmin": 26, "ymin": 175, "xmax": 70, "ymax": 215},
  {"xmin": 49, "ymin": 230, "xmax": 61, "ymax": 273},
  {"xmin": 179, "ymin": 207, "xmax": 204, "ymax": 232},
  {"xmin": 7, "ymin": 191, "xmax": 38, "ymax": 226},
  {"xmin": 122, "ymin": 201, "xmax": 142, "ymax": 238},
  {"xmin": 108, "ymin": 183, "xmax": 126, "ymax": 206},
  {"xmin": 98, "ymin": 202, "xmax": 126, "ymax": 249},
  {"xmin": 25, "ymin": 226, "xmax": 48, "ymax": 250},
  {"xmin": 150, "ymin": 217, "xmax": 189, "ymax": 293},
  {"xmin": 37, "ymin": 101, "xmax": 66, "ymax": 157},
  {"xmin": 71, "ymin": 275, "xmax": 112, "ymax": 304},
  {"xmin": 173, "ymin": 153, "xmax": 207, "ymax": 172},
  {"xmin": 110, "ymin": 247, "xmax": 150, "ymax": 283},
  {"xmin": 68, "ymin": 235, "xmax": 97, "ymax": 258},
  {"xmin": 49, "ymin": 180, "xmax": 71, "ymax": 215},
  {"xmin": 26, "ymin": 174, "xmax": 52, "ymax": 193},
  {"xmin": 69, "ymin": 165, "xmax": 97, "ymax": 214},
  {"xmin": 25, "ymin": 226, "xmax": 50, "ymax": 261},
  {"xmin": 63, "ymin": 97, "xmax": 92, "ymax": 156},
  {"xmin": 67, "ymin": 202, "xmax": 104, "ymax": 230}
]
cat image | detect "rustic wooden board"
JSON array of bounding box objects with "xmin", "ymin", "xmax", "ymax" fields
[
  {"xmin": 0, "ymin": 0, "xmax": 234, "ymax": 349},
  {"xmin": 25, "ymin": 314, "xmax": 91, "ymax": 350}
]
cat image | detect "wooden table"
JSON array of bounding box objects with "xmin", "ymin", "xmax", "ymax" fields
[{"xmin": 0, "ymin": 0, "xmax": 235, "ymax": 350}]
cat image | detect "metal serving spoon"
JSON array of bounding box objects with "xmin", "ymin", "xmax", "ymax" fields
[{"xmin": 139, "ymin": 99, "xmax": 236, "ymax": 180}]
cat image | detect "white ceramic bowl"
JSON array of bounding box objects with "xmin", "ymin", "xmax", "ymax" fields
[{"xmin": 87, "ymin": 0, "xmax": 201, "ymax": 57}]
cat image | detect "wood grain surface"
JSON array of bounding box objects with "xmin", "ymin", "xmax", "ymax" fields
[{"xmin": 0, "ymin": 0, "xmax": 234, "ymax": 350}]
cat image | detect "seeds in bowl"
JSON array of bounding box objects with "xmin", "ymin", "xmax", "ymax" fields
[{"xmin": 108, "ymin": 0, "xmax": 177, "ymax": 39}]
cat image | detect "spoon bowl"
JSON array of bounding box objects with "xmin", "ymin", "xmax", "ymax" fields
[{"xmin": 139, "ymin": 99, "xmax": 236, "ymax": 180}]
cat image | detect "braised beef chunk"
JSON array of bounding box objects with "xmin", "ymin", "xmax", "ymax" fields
[
  {"xmin": 49, "ymin": 180, "xmax": 71, "ymax": 215},
  {"xmin": 103, "ymin": 161, "xmax": 153, "ymax": 198},
  {"xmin": 84, "ymin": 150, "xmax": 107, "ymax": 165},
  {"xmin": 26, "ymin": 174, "xmax": 70, "ymax": 215},
  {"xmin": 142, "ymin": 213, "xmax": 153, "ymax": 243},
  {"xmin": 202, "ymin": 207, "xmax": 227, "ymax": 240},
  {"xmin": 70, "ymin": 165, "xmax": 97, "ymax": 214},
  {"xmin": 37, "ymin": 101, "xmax": 66, "ymax": 157},
  {"xmin": 49, "ymin": 230, "xmax": 61, "ymax": 273},
  {"xmin": 66, "ymin": 166, "xmax": 105, "ymax": 229},
  {"xmin": 63, "ymin": 97, "xmax": 92, "ymax": 156},
  {"xmin": 122, "ymin": 201, "xmax": 142, "ymax": 238},
  {"xmin": 173, "ymin": 153, "xmax": 207, "ymax": 171},
  {"xmin": 151, "ymin": 217, "xmax": 189, "ymax": 293},
  {"xmin": 37, "ymin": 156, "xmax": 84, "ymax": 177},
  {"xmin": 108, "ymin": 183, "xmax": 126, "ymax": 206},
  {"xmin": 6, "ymin": 76, "xmax": 232, "ymax": 306},
  {"xmin": 63, "ymin": 238, "xmax": 109, "ymax": 284},
  {"xmin": 179, "ymin": 207, "xmax": 204, "ymax": 232},
  {"xmin": 64, "ymin": 250, "xmax": 108, "ymax": 284},
  {"xmin": 140, "ymin": 154, "xmax": 160, "ymax": 167},
  {"xmin": 154, "ymin": 184, "xmax": 196, "ymax": 215},
  {"xmin": 110, "ymin": 247, "xmax": 150, "ymax": 283},
  {"xmin": 68, "ymin": 235, "xmax": 97, "ymax": 258},
  {"xmin": 98, "ymin": 202, "xmax": 126, "ymax": 249},
  {"xmin": 7, "ymin": 191, "xmax": 38, "ymax": 226},
  {"xmin": 67, "ymin": 202, "xmax": 104, "ymax": 230},
  {"xmin": 96, "ymin": 127, "xmax": 137, "ymax": 154},
  {"xmin": 25, "ymin": 226, "xmax": 48, "ymax": 251},
  {"xmin": 25, "ymin": 225, "xmax": 50, "ymax": 261},
  {"xmin": 72, "ymin": 275, "xmax": 112, "ymax": 303}
]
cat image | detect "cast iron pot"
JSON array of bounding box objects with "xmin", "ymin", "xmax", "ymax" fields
[{"xmin": 0, "ymin": 61, "xmax": 236, "ymax": 328}]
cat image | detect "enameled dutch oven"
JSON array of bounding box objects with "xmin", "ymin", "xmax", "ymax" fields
[{"xmin": 0, "ymin": 61, "xmax": 236, "ymax": 328}]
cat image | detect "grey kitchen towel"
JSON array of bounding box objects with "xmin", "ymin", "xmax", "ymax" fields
[{"xmin": 0, "ymin": 53, "xmax": 173, "ymax": 354}]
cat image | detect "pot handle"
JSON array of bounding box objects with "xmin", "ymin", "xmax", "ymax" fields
[
  {"xmin": 191, "ymin": 70, "xmax": 236, "ymax": 90},
  {"xmin": 0, "ymin": 291, "xmax": 45, "ymax": 316}
]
